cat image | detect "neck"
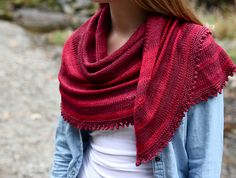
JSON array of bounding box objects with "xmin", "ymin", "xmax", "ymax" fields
[{"xmin": 108, "ymin": 1, "xmax": 148, "ymax": 36}]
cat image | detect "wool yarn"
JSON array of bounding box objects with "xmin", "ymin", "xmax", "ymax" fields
[{"xmin": 58, "ymin": 4, "xmax": 236, "ymax": 166}]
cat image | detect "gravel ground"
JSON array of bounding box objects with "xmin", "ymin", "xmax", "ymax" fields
[
  {"xmin": 0, "ymin": 20, "xmax": 235, "ymax": 178},
  {"xmin": 0, "ymin": 20, "xmax": 61, "ymax": 178}
]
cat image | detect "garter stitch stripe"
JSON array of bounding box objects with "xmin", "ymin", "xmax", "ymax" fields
[{"xmin": 58, "ymin": 3, "xmax": 236, "ymax": 166}]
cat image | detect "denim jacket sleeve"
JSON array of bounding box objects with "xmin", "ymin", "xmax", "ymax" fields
[
  {"xmin": 186, "ymin": 92, "xmax": 224, "ymax": 178},
  {"xmin": 50, "ymin": 115, "xmax": 73, "ymax": 178},
  {"xmin": 50, "ymin": 115, "xmax": 84, "ymax": 178}
]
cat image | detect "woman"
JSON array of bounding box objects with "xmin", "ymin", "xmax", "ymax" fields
[{"xmin": 50, "ymin": 0, "xmax": 236, "ymax": 178}]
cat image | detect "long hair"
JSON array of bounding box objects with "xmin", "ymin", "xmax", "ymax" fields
[{"xmin": 133, "ymin": 0, "xmax": 202, "ymax": 25}]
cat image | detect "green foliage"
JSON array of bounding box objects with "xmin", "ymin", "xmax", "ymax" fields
[
  {"xmin": 196, "ymin": 5, "xmax": 236, "ymax": 40},
  {"xmin": 0, "ymin": 1, "xmax": 5, "ymax": 9},
  {"xmin": 0, "ymin": 1, "xmax": 13, "ymax": 20},
  {"xmin": 196, "ymin": 0, "xmax": 235, "ymax": 9},
  {"xmin": 1, "ymin": 0, "xmax": 61, "ymax": 11},
  {"xmin": 47, "ymin": 29, "xmax": 72, "ymax": 45},
  {"xmin": 214, "ymin": 16, "xmax": 236, "ymax": 40},
  {"xmin": 228, "ymin": 49, "xmax": 236, "ymax": 64}
]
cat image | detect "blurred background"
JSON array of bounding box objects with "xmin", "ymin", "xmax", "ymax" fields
[{"xmin": 0, "ymin": 0, "xmax": 235, "ymax": 178}]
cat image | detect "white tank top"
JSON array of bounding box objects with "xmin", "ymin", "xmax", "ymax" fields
[{"xmin": 77, "ymin": 125, "xmax": 153, "ymax": 178}]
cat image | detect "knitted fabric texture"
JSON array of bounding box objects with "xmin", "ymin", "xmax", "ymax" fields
[{"xmin": 58, "ymin": 4, "xmax": 236, "ymax": 166}]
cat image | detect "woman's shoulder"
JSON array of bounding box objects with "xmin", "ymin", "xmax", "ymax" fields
[
  {"xmin": 155, "ymin": 12, "xmax": 212, "ymax": 36},
  {"xmin": 180, "ymin": 21, "xmax": 213, "ymax": 46},
  {"xmin": 155, "ymin": 13, "xmax": 214, "ymax": 47}
]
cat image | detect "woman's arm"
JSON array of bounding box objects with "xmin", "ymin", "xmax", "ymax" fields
[
  {"xmin": 50, "ymin": 115, "xmax": 73, "ymax": 178},
  {"xmin": 186, "ymin": 92, "xmax": 224, "ymax": 178}
]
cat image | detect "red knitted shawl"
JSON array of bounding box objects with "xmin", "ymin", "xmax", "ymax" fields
[{"xmin": 58, "ymin": 4, "xmax": 236, "ymax": 166}]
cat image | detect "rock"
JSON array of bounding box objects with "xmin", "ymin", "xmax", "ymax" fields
[
  {"xmin": 13, "ymin": 8, "xmax": 71, "ymax": 32},
  {"xmin": 224, "ymin": 75, "xmax": 236, "ymax": 137},
  {"xmin": 0, "ymin": 20, "xmax": 60, "ymax": 178},
  {"xmin": 73, "ymin": 0, "xmax": 92, "ymax": 10},
  {"xmin": 218, "ymin": 40, "xmax": 236, "ymax": 50},
  {"xmin": 57, "ymin": 0, "xmax": 95, "ymax": 28},
  {"xmin": 58, "ymin": 0, "xmax": 94, "ymax": 14},
  {"xmin": 0, "ymin": 9, "xmax": 13, "ymax": 21},
  {"xmin": 58, "ymin": 0, "xmax": 75, "ymax": 14},
  {"xmin": 70, "ymin": 13, "xmax": 90, "ymax": 29}
]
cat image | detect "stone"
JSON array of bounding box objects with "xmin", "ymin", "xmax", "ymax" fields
[
  {"xmin": 13, "ymin": 8, "xmax": 71, "ymax": 32},
  {"xmin": 73, "ymin": 0, "xmax": 92, "ymax": 10}
]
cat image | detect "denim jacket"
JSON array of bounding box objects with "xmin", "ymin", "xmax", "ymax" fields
[{"xmin": 50, "ymin": 92, "xmax": 224, "ymax": 178}]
